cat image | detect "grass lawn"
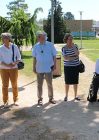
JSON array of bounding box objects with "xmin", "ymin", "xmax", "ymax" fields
[
  {"xmin": 81, "ymin": 50, "xmax": 99, "ymax": 62},
  {"xmin": 74, "ymin": 39, "xmax": 99, "ymax": 62},
  {"xmin": 74, "ymin": 39, "xmax": 99, "ymax": 49},
  {"xmin": 20, "ymin": 39, "xmax": 99, "ymax": 77},
  {"xmin": 20, "ymin": 51, "xmax": 64, "ymax": 77},
  {"xmin": 20, "ymin": 51, "xmax": 36, "ymax": 77},
  {"xmin": 58, "ymin": 39, "xmax": 99, "ymax": 62}
]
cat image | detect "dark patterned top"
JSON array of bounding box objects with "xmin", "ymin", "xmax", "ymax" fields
[{"xmin": 62, "ymin": 45, "xmax": 80, "ymax": 66}]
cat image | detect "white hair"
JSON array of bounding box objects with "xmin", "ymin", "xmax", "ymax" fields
[
  {"xmin": 36, "ymin": 31, "xmax": 47, "ymax": 40},
  {"xmin": 1, "ymin": 32, "xmax": 12, "ymax": 42}
]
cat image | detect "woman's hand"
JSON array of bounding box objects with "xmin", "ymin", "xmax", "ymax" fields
[
  {"xmin": 75, "ymin": 51, "xmax": 79, "ymax": 56},
  {"xmin": 7, "ymin": 62, "xmax": 16, "ymax": 67},
  {"xmin": 11, "ymin": 62, "xmax": 17, "ymax": 66},
  {"xmin": 1, "ymin": 62, "xmax": 15, "ymax": 67}
]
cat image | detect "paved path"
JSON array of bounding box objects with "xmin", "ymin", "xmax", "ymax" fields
[{"xmin": 0, "ymin": 53, "xmax": 99, "ymax": 140}]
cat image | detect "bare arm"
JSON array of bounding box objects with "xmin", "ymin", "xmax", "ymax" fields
[
  {"xmin": 74, "ymin": 44, "xmax": 80, "ymax": 56},
  {"xmin": 74, "ymin": 49, "xmax": 79, "ymax": 56},
  {"xmin": 64, "ymin": 45, "xmax": 79, "ymax": 61}
]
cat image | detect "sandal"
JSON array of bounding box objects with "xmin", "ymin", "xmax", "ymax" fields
[
  {"xmin": 75, "ymin": 97, "xmax": 80, "ymax": 101},
  {"xmin": 64, "ymin": 97, "xmax": 68, "ymax": 101},
  {"xmin": 38, "ymin": 98, "xmax": 43, "ymax": 105},
  {"xmin": 49, "ymin": 99, "xmax": 56, "ymax": 104}
]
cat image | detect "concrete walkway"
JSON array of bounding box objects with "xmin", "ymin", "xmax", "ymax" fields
[{"xmin": 0, "ymin": 53, "xmax": 99, "ymax": 140}]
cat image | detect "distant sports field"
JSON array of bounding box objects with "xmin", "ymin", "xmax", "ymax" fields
[
  {"xmin": 21, "ymin": 39, "xmax": 99, "ymax": 77},
  {"xmin": 74, "ymin": 39, "xmax": 99, "ymax": 62}
]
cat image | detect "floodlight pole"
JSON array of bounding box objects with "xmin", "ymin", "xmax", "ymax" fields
[
  {"xmin": 79, "ymin": 11, "xmax": 83, "ymax": 49},
  {"xmin": 51, "ymin": 0, "xmax": 54, "ymax": 43}
]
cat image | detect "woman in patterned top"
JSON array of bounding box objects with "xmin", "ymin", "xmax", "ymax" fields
[{"xmin": 62, "ymin": 33, "xmax": 80, "ymax": 101}]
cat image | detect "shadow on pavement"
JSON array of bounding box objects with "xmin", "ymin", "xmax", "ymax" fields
[
  {"xmin": 0, "ymin": 99, "xmax": 99, "ymax": 139},
  {"xmin": 8, "ymin": 80, "xmax": 37, "ymax": 92}
]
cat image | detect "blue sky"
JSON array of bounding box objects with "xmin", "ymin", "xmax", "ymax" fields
[{"xmin": 0, "ymin": 0, "xmax": 99, "ymax": 21}]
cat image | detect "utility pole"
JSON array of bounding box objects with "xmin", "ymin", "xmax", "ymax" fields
[
  {"xmin": 79, "ymin": 11, "xmax": 83, "ymax": 49},
  {"xmin": 51, "ymin": 0, "xmax": 54, "ymax": 43}
]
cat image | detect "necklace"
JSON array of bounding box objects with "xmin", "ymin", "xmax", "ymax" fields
[
  {"xmin": 40, "ymin": 46, "xmax": 44, "ymax": 53},
  {"xmin": 41, "ymin": 50, "xmax": 43, "ymax": 53}
]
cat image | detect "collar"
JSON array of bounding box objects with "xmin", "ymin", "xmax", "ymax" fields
[
  {"xmin": 3, "ymin": 43, "xmax": 12, "ymax": 49},
  {"xmin": 39, "ymin": 41, "xmax": 46, "ymax": 45}
]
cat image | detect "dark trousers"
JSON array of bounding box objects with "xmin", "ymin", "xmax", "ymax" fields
[{"xmin": 92, "ymin": 74, "xmax": 99, "ymax": 99}]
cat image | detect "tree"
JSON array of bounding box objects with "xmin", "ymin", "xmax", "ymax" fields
[
  {"xmin": 7, "ymin": 0, "xmax": 30, "ymax": 46},
  {"xmin": 7, "ymin": 0, "xmax": 43, "ymax": 46},
  {"xmin": 44, "ymin": 0, "xmax": 67, "ymax": 43},
  {"xmin": 6, "ymin": 0, "xmax": 30, "ymax": 18},
  {"xmin": 64, "ymin": 12, "xmax": 75, "ymax": 20},
  {"xmin": 0, "ymin": 16, "xmax": 11, "ymax": 35},
  {"xmin": 28, "ymin": 8, "xmax": 43, "ymax": 45},
  {"xmin": 9, "ymin": 9, "xmax": 28, "ymax": 46}
]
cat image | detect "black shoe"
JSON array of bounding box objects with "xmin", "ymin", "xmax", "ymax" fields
[
  {"xmin": 38, "ymin": 98, "xmax": 43, "ymax": 106},
  {"xmin": 64, "ymin": 96, "xmax": 68, "ymax": 101},
  {"xmin": 49, "ymin": 99, "xmax": 56, "ymax": 104},
  {"xmin": 97, "ymin": 99, "xmax": 99, "ymax": 102},
  {"xmin": 75, "ymin": 97, "xmax": 80, "ymax": 101}
]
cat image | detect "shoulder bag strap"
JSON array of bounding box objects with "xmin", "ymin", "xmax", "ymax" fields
[
  {"xmin": 12, "ymin": 44, "xmax": 18, "ymax": 62},
  {"xmin": 12, "ymin": 44, "xmax": 14, "ymax": 62}
]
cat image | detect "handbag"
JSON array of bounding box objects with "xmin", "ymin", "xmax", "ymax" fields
[
  {"xmin": 17, "ymin": 61, "xmax": 24, "ymax": 70},
  {"xmin": 12, "ymin": 45, "xmax": 24, "ymax": 70},
  {"xmin": 73, "ymin": 45, "xmax": 85, "ymax": 73},
  {"xmin": 79, "ymin": 60, "xmax": 85, "ymax": 73}
]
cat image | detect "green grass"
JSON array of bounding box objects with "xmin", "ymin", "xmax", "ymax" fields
[
  {"xmin": 58, "ymin": 39, "xmax": 99, "ymax": 62},
  {"xmin": 20, "ymin": 51, "xmax": 36, "ymax": 77},
  {"xmin": 74, "ymin": 39, "xmax": 99, "ymax": 62},
  {"xmin": 20, "ymin": 51, "xmax": 64, "ymax": 77},
  {"xmin": 82, "ymin": 50, "xmax": 99, "ymax": 62},
  {"xmin": 74, "ymin": 39, "xmax": 99, "ymax": 49},
  {"xmin": 20, "ymin": 39, "xmax": 99, "ymax": 76}
]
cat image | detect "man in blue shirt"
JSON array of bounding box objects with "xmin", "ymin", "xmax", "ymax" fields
[{"xmin": 32, "ymin": 31, "xmax": 57, "ymax": 105}]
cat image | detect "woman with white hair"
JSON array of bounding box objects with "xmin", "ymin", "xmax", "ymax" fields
[{"xmin": 0, "ymin": 32, "xmax": 21, "ymax": 107}]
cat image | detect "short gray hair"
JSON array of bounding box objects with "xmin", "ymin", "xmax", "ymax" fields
[
  {"xmin": 36, "ymin": 31, "xmax": 47, "ymax": 36},
  {"xmin": 1, "ymin": 32, "xmax": 12, "ymax": 42},
  {"xmin": 36, "ymin": 31, "xmax": 48, "ymax": 41}
]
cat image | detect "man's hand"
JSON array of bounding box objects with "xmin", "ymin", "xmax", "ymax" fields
[{"xmin": 51, "ymin": 64, "xmax": 56, "ymax": 71}]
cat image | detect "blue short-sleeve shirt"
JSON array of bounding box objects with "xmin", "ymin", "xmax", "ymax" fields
[{"xmin": 32, "ymin": 41, "xmax": 57, "ymax": 73}]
